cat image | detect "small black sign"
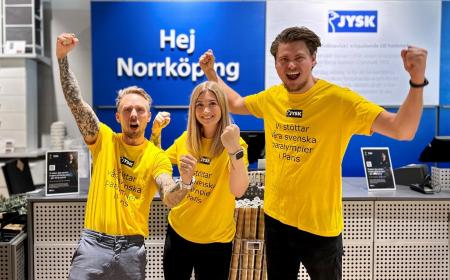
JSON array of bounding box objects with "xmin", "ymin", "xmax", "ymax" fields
[
  {"xmin": 46, "ymin": 151, "xmax": 79, "ymax": 196},
  {"xmin": 199, "ymin": 156, "xmax": 211, "ymax": 165},
  {"xmin": 120, "ymin": 156, "xmax": 134, "ymax": 167},
  {"xmin": 286, "ymin": 109, "xmax": 303, "ymax": 118},
  {"xmin": 361, "ymin": 147, "xmax": 396, "ymax": 191}
]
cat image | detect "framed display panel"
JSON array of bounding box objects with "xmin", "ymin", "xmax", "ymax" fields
[{"xmin": 361, "ymin": 147, "xmax": 396, "ymax": 191}]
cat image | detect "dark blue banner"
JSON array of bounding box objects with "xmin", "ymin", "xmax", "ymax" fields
[{"xmin": 91, "ymin": 1, "xmax": 266, "ymax": 107}]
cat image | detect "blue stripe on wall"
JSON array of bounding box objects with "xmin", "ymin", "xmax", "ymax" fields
[
  {"xmin": 439, "ymin": 107, "xmax": 450, "ymax": 135},
  {"xmin": 342, "ymin": 107, "xmax": 437, "ymax": 176},
  {"xmin": 440, "ymin": 1, "xmax": 450, "ymax": 104}
]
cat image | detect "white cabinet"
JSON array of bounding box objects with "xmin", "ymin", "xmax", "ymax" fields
[
  {"xmin": 1, "ymin": 0, "xmax": 43, "ymax": 56},
  {"xmin": 0, "ymin": 58, "xmax": 37, "ymax": 150}
]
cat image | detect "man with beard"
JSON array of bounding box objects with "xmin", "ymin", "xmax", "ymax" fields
[
  {"xmin": 56, "ymin": 33, "xmax": 194, "ymax": 280},
  {"xmin": 199, "ymin": 26, "xmax": 428, "ymax": 280}
]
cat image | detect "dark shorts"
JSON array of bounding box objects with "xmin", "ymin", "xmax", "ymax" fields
[
  {"xmin": 264, "ymin": 214, "xmax": 343, "ymax": 280},
  {"xmin": 67, "ymin": 229, "xmax": 146, "ymax": 280}
]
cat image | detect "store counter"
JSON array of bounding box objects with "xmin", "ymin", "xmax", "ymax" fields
[{"xmin": 27, "ymin": 178, "xmax": 450, "ymax": 280}]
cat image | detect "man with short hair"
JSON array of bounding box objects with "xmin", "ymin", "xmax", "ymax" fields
[
  {"xmin": 200, "ymin": 26, "xmax": 428, "ymax": 280},
  {"xmin": 56, "ymin": 33, "xmax": 193, "ymax": 280}
]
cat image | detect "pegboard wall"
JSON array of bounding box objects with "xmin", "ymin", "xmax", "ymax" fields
[
  {"xmin": 30, "ymin": 199, "xmax": 450, "ymax": 280},
  {"xmin": 0, "ymin": 232, "xmax": 26, "ymax": 280},
  {"xmin": 32, "ymin": 201, "xmax": 169, "ymax": 279},
  {"xmin": 373, "ymin": 201, "xmax": 450, "ymax": 279},
  {"xmin": 375, "ymin": 201, "xmax": 450, "ymax": 242},
  {"xmin": 432, "ymin": 167, "xmax": 450, "ymax": 191}
]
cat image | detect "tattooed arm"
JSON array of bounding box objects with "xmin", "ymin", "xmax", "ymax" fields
[
  {"xmin": 56, "ymin": 33, "xmax": 100, "ymax": 145},
  {"xmin": 155, "ymin": 173, "xmax": 189, "ymax": 208}
]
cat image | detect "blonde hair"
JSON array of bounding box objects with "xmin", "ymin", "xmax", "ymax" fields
[
  {"xmin": 115, "ymin": 86, "xmax": 152, "ymax": 110},
  {"xmin": 186, "ymin": 81, "xmax": 231, "ymax": 158}
]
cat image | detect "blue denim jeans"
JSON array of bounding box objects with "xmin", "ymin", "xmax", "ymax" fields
[
  {"xmin": 264, "ymin": 214, "xmax": 343, "ymax": 280},
  {"xmin": 68, "ymin": 229, "xmax": 146, "ymax": 280}
]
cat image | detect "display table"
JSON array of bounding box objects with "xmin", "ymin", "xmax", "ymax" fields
[{"xmin": 27, "ymin": 178, "xmax": 450, "ymax": 280}]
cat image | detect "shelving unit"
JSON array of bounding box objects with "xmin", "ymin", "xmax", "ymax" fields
[
  {"xmin": 1, "ymin": 0, "xmax": 43, "ymax": 57},
  {"xmin": 0, "ymin": 58, "xmax": 37, "ymax": 151}
]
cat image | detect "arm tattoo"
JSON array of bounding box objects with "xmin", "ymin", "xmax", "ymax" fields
[
  {"xmin": 58, "ymin": 57, "xmax": 99, "ymax": 139},
  {"xmin": 156, "ymin": 173, "xmax": 187, "ymax": 208},
  {"xmin": 155, "ymin": 173, "xmax": 171, "ymax": 200}
]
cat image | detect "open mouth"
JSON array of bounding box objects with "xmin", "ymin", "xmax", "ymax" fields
[
  {"xmin": 286, "ymin": 72, "xmax": 300, "ymax": 80},
  {"xmin": 130, "ymin": 124, "xmax": 139, "ymax": 129}
]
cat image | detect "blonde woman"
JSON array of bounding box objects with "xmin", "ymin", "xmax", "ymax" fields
[{"xmin": 151, "ymin": 81, "xmax": 249, "ymax": 280}]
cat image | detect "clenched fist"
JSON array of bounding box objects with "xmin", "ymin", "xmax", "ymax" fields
[
  {"xmin": 221, "ymin": 124, "xmax": 241, "ymax": 154},
  {"xmin": 401, "ymin": 46, "xmax": 427, "ymax": 85},
  {"xmin": 152, "ymin": 111, "xmax": 171, "ymax": 135},
  {"xmin": 199, "ymin": 49, "xmax": 218, "ymax": 82},
  {"xmin": 56, "ymin": 33, "xmax": 79, "ymax": 59},
  {"xmin": 199, "ymin": 49, "xmax": 215, "ymax": 71}
]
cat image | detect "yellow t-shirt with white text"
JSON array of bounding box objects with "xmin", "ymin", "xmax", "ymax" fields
[
  {"xmin": 84, "ymin": 123, "xmax": 172, "ymax": 237},
  {"xmin": 166, "ymin": 132, "xmax": 248, "ymax": 243},
  {"xmin": 245, "ymin": 80, "xmax": 384, "ymax": 236}
]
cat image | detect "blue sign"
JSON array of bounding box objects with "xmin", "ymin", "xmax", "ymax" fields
[
  {"xmin": 91, "ymin": 1, "xmax": 266, "ymax": 107},
  {"xmin": 328, "ymin": 10, "xmax": 378, "ymax": 33}
]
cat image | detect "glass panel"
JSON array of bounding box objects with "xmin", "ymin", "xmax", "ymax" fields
[
  {"xmin": 5, "ymin": 0, "xmax": 32, "ymax": 4},
  {"xmin": 5, "ymin": 7, "xmax": 32, "ymax": 25},
  {"xmin": 5, "ymin": 27, "xmax": 33, "ymax": 44}
]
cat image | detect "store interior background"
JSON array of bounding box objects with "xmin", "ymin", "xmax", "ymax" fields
[{"xmin": 35, "ymin": 0, "xmax": 450, "ymax": 178}]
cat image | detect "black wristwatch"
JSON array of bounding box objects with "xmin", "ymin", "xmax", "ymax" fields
[{"xmin": 229, "ymin": 148, "xmax": 244, "ymax": 161}]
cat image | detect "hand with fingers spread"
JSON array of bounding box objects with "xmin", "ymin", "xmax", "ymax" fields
[
  {"xmin": 179, "ymin": 154, "xmax": 197, "ymax": 185},
  {"xmin": 401, "ymin": 46, "xmax": 428, "ymax": 85},
  {"xmin": 220, "ymin": 124, "xmax": 241, "ymax": 154},
  {"xmin": 56, "ymin": 33, "xmax": 79, "ymax": 59},
  {"xmin": 199, "ymin": 49, "xmax": 218, "ymax": 82},
  {"xmin": 152, "ymin": 111, "xmax": 171, "ymax": 135}
]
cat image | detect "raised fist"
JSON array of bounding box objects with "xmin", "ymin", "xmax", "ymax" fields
[
  {"xmin": 152, "ymin": 111, "xmax": 171, "ymax": 134},
  {"xmin": 220, "ymin": 124, "xmax": 241, "ymax": 153},
  {"xmin": 401, "ymin": 46, "xmax": 427, "ymax": 85},
  {"xmin": 56, "ymin": 33, "xmax": 79, "ymax": 59}
]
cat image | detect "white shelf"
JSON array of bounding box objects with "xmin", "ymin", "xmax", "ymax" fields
[{"xmin": 1, "ymin": 0, "xmax": 43, "ymax": 56}]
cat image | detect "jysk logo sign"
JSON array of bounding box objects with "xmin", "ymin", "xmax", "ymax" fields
[
  {"xmin": 120, "ymin": 157, "xmax": 134, "ymax": 168},
  {"xmin": 199, "ymin": 157, "xmax": 211, "ymax": 165},
  {"xmin": 328, "ymin": 10, "xmax": 377, "ymax": 33},
  {"xmin": 286, "ymin": 109, "xmax": 303, "ymax": 118}
]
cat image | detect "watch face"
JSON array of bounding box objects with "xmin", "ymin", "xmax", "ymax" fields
[{"xmin": 235, "ymin": 150, "xmax": 244, "ymax": 160}]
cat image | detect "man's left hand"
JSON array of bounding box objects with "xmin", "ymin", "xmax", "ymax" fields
[{"xmin": 401, "ymin": 46, "xmax": 428, "ymax": 84}]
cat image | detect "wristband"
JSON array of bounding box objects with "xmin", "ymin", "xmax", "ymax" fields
[{"xmin": 409, "ymin": 78, "xmax": 429, "ymax": 88}]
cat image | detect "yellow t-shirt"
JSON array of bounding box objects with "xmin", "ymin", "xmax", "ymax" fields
[
  {"xmin": 245, "ymin": 80, "xmax": 384, "ymax": 236},
  {"xmin": 84, "ymin": 123, "xmax": 172, "ymax": 237},
  {"xmin": 166, "ymin": 131, "xmax": 248, "ymax": 243}
]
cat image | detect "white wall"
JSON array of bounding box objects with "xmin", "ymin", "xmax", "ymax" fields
[{"xmin": 49, "ymin": 0, "xmax": 92, "ymax": 138}]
